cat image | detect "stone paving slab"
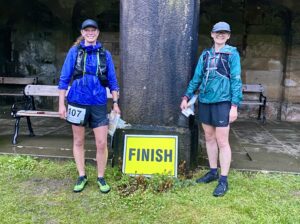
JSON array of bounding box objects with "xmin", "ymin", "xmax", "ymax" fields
[
  {"xmin": 0, "ymin": 118, "xmax": 299, "ymax": 173},
  {"xmin": 199, "ymin": 119, "xmax": 300, "ymax": 173}
]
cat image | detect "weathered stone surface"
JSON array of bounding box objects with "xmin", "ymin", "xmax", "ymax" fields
[
  {"xmin": 239, "ymin": 101, "xmax": 280, "ymax": 120},
  {"xmin": 284, "ymin": 79, "xmax": 298, "ymax": 87},
  {"xmin": 281, "ymin": 102, "xmax": 300, "ymax": 121},
  {"xmin": 247, "ymin": 35, "xmax": 285, "ymax": 45},
  {"xmin": 229, "ymin": 34, "xmax": 244, "ymax": 46},
  {"xmin": 266, "ymin": 101, "xmax": 281, "ymax": 120},
  {"xmin": 290, "ymin": 31, "xmax": 300, "ymax": 45},
  {"xmin": 246, "ymin": 44, "xmax": 284, "ymax": 59},
  {"xmin": 286, "ymin": 57, "xmax": 300, "ymax": 71},
  {"xmin": 17, "ymin": 38, "xmax": 57, "ymax": 83},
  {"xmin": 284, "ymin": 71, "xmax": 300, "ymax": 86},
  {"xmin": 276, "ymin": 0, "xmax": 300, "ymax": 13},
  {"xmin": 287, "ymin": 45, "xmax": 300, "ymax": 57},
  {"xmin": 242, "ymin": 58, "xmax": 283, "ymax": 71},
  {"xmin": 245, "ymin": 70, "xmax": 283, "ymax": 86},
  {"xmin": 268, "ymin": 59, "xmax": 284, "ymax": 71},
  {"xmin": 120, "ymin": 0, "xmax": 200, "ymax": 126},
  {"xmin": 198, "ymin": 35, "xmax": 211, "ymax": 46},
  {"xmin": 197, "ymin": 35, "xmax": 211, "ymax": 54},
  {"xmin": 264, "ymin": 86, "xmax": 283, "ymax": 101},
  {"xmin": 244, "ymin": 70, "xmax": 284, "ymax": 100},
  {"xmin": 283, "ymin": 87, "xmax": 300, "ymax": 101},
  {"xmin": 247, "ymin": 24, "xmax": 286, "ymax": 35}
]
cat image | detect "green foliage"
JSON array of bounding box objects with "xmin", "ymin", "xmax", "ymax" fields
[{"xmin": 0, "ymin": 155, "xmax": 299, "ymax": 224}]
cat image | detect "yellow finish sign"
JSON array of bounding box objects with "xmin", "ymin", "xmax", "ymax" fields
[{"xmin": 122, "ymin": 134, "xmax": 178, "ymax": 177}]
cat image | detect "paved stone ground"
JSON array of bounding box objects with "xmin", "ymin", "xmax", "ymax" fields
[{"xmin": 0, "ymin": 117, "xmax": 299, "ymax": 173}]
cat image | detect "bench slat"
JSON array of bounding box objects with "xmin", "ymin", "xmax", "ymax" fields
[
  {"xmin": 0, "ymin": 77, "xmax": 37, "ymax": 85},
  {"xmin": 16, "ymin": 110, "xmax": 60, "ymax": 117},
  {"xmin": 242, "ymin": 84, "xmax": 264, "ymax": 93},
  {"xmin": 0, "ymin": 93, "xmax": 24, "ymax": 96},
  {"xmin": 241, "ymin": 101, "xmax": 264, "ymax": 105},
  {"xmin": 24, "ymin": 85, "xmax": 65, "ymax": 97},
  {"xmin": 24, "ymin": 85, "xmax": 112, "ymax": 98}
]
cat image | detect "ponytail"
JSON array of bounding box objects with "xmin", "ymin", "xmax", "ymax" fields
[{"xmin": 73, "ymin": 35, "xmax": 84, "ymax": 46}]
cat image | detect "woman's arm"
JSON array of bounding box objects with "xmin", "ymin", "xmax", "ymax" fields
[
  {"xmin": 111, "ymin": 90, "xmax": 121, "ymax": 114},
  {"xmin": 58, "ymin": 89, "xmax": 67, "ymax": 119}
]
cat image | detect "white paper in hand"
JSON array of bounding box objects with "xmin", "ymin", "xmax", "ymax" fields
[
  {"xmin": 108, "ymin": 111, "xmax": 120, "ymax": 137},
  {"xmin": 181, "ymin": 106, "xmax": 195, "ymax": 117},
  {"xmin": 181, "ymin": 94, "xmax": 198, "ymax": 117}
]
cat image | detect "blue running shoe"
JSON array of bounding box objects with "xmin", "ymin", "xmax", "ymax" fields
[
  {"xmin": 213, "ymin": 181, "xmax": 229, "ymax": 197},
  {"xmin": 196, "ymin": 171, "xmax": 219, "ymax": 183}
]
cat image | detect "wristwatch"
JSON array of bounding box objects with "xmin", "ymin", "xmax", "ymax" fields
[{"xmin": 113, "ymin": 100, "xmax": 118, "ymax": 105}]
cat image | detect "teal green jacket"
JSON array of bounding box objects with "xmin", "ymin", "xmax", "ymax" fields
[{"xmin": 185, "ymin": 45, "xmax": 243, "ymax": 106}]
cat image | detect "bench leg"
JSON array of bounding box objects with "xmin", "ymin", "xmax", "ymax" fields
[
  {"xmin": 262, "ymin": 108, "xmax": 266, "ymax": 124},
  {"xmin": 257, "ymin": 105, "xmax": 262, "ymax": 120},
  {"xmin": 262, "ymin": 103, "xmax": 266, "ymax": 124},
  {"xmin": 262, "ymin": 96, "xmax": 267, "ymax": 124},
  {"xmin": 26, "ymin": 117, "xmax": 35, "ymax": 136},
  {"xmin": 12, "ymin": 117, "xmax": 21, "ymax": 145}
]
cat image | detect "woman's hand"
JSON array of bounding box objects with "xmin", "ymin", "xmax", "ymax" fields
[
  {"xmin": 229, "ymin": 105, "xmax": 238, "ymax": 123},
  {"xmin": 58, "ymin": 90, "xmax": 67, "ymax": 120},
  {"xmin": 180, "ymin": 98, "xmax": 188, "ymax": 110},
  {"xmin": 59, "ymin": 105, "xmax": 67, "ymax": 120},
  {"xmin": 113, "ymin": 103, "xmax": 121, "ymax": 114}
]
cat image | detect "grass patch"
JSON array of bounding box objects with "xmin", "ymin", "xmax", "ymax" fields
[{"xmin": 0, "ymin": 155, "xmax": 299, "ymax": 224}]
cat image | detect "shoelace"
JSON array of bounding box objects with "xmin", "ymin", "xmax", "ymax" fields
[
  {"xmin": 76, "ymin": 177, "xmax": 86, "ymax": 185},
  {"xmin": 216, "ymin": 182, "xmax": 227, "ymax": 190},
  {"xmin": 98, "ymin": 178, "xmax": 106, "ymax": 186}
]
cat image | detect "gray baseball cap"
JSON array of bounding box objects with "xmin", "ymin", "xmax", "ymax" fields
[
  {"xmin": 81, "ymin": 19, "xmax": 98, "ymax": 30},
  {"xmin": 211, "ymin": 22, "xmax": 231, "ymax": 32}
]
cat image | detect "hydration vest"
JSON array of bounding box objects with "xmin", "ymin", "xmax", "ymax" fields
[
  {"xmin": 202, "ymin": 49, "xmax": 231, "ymax": 78},
  {"xmin": 72, "ymin": 45, "xmax": 108, "ymax": 87}
]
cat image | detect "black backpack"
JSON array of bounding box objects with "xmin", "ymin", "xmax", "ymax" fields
[{"xmin": 73, "ymin": 45, "xmax": 108, "ymax": 87}]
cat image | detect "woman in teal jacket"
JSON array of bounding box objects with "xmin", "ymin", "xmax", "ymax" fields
[{"xmin": 180, "ymin": 22, "xmax": 242, "ymax": 197}]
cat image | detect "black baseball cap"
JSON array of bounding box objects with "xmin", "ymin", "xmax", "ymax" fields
[{"xmin": 81, "ymin": 19, "xmax": 98, "ymax": 30}]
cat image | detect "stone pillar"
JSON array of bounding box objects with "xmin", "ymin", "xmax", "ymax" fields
[
  {"xmin": 118, "ymin": 0, "xmax": 200, "ymax": 170},
  {"xmin": 282, "ymin": 12, "xmax": 300, "ymax": 121},
  {"xmin": 120, "ymin": 0, "xmax": 200, "ymax": 126}
]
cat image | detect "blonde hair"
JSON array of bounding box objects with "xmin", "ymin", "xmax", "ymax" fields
[{"xmin": 73, "ymin": 35, "xmax": 84, "ymax": 46}]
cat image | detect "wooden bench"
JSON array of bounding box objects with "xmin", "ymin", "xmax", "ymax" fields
[
  {"xmin": 11, "ymin": 85, "xmax": 112, "ymax": 144},
  {"xmin": 0, "ymin": 76, "xmax": 38, "ymax": 96},
  {"xmin": 241, "ymin": 84, "xmax": 267, "ymax": 123}
]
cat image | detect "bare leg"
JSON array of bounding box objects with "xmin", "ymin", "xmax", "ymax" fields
[
  {"xmin": 202, "ymin": 123, "xmax": 218, "ymax": 169},
  {"xmin": 72, "ymin": 125, "xmax": 86, "ymax": 176},
  {"xmin": 93, "ymin": 125, "xmax": 108, "ymax": 177},
  {"xmin": 215, "ymin": 126, "xmax": 231, "ymax": 176}
]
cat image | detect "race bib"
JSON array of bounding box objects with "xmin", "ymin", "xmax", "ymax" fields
[{"xmin": 66, "ymin": 104, "xmax": 86, "ymax": 124}]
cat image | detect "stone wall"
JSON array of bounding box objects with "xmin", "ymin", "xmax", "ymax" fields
[
  {"xmin": 1, "ymin": 0, "xmax": 300, "ymax": 121},
  {"xmin": 0, "ymin": 0, "xmax": 120, "ymax": 108}
]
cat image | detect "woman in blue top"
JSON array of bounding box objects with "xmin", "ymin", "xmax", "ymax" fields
[
  {"xmin": 180, "ymin": 22, "xmax": 243, "ymax": 197},
  {"xmin": 58, "ymin": 19, "xmax": 120, "ymax": 193}
]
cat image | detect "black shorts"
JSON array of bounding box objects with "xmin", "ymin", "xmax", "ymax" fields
[
  {"xmin": 198, "ymin": 101, "xmax": 231, "ymax": 127},
  {"xmin": 66, "ymin": 103, "xmax": 109, "ymax": 128}
]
